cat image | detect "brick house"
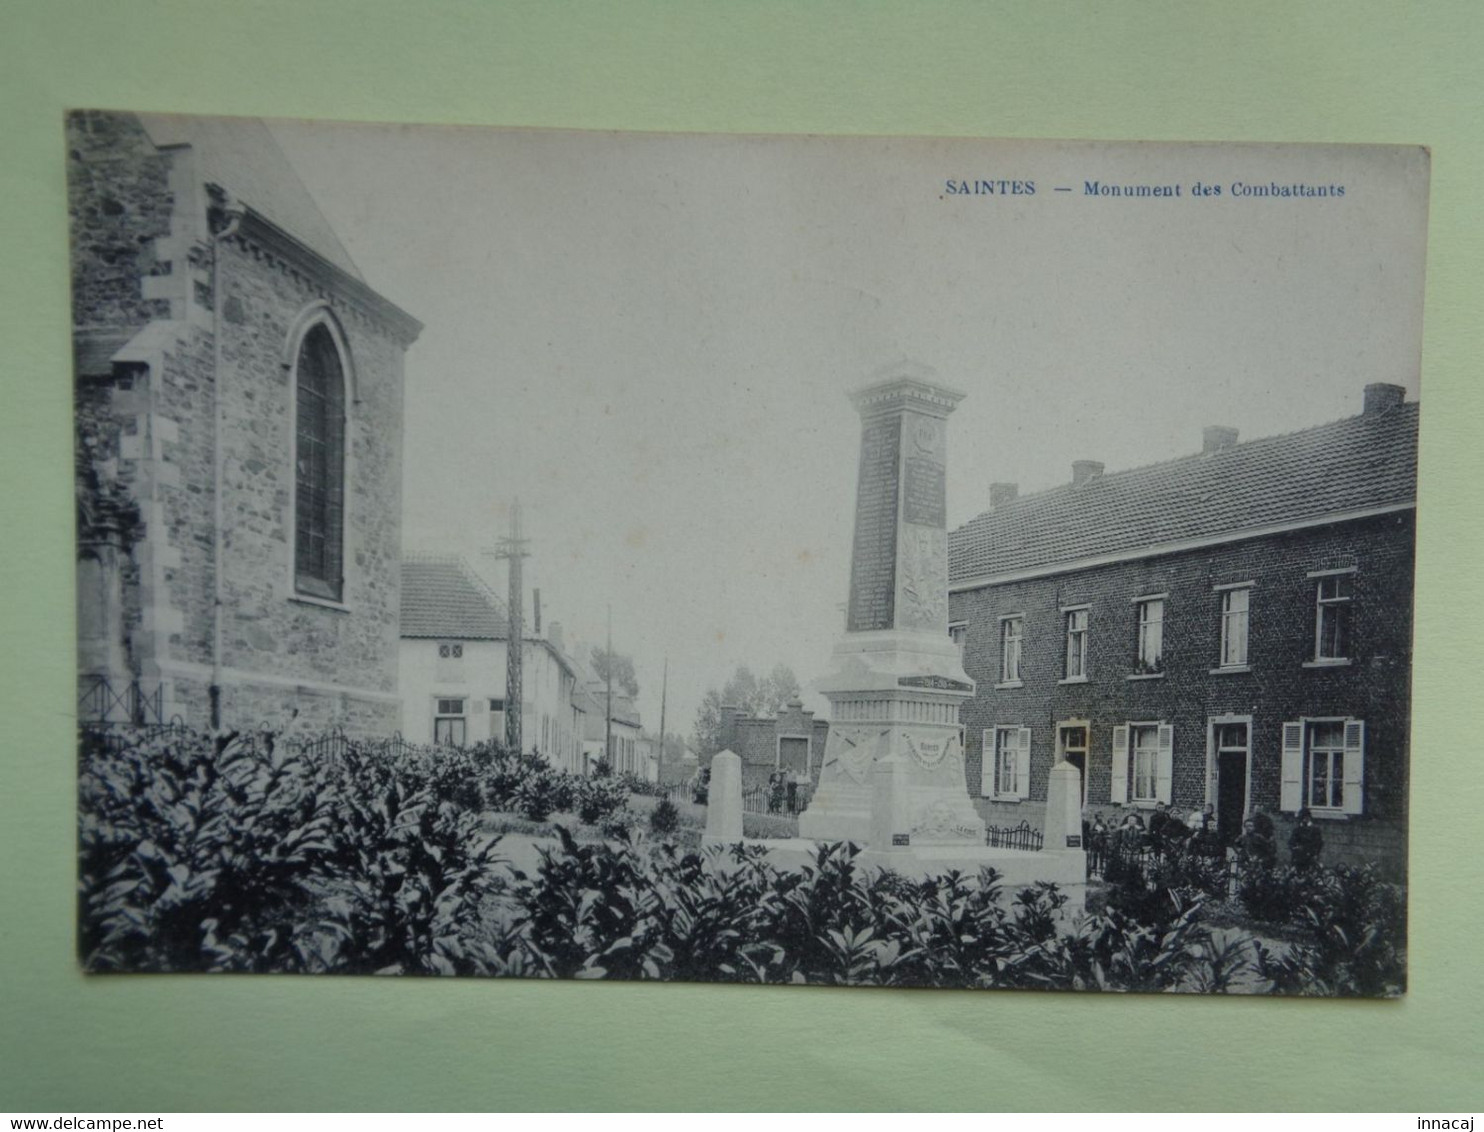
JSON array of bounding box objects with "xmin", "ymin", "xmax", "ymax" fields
[
  {"xmin": 398, "ymin": 556, "xmax": 584, "ymax": 770},
  {"xmin": 71, "ymin": 111, "xmax": 422, "ymax": 734},
  {"xmin": 946, "ymin": 384, "xmax": 1417, "ymax": 871},
  {"xmin": 710, "ymin": 699, "xmax": 832, "ymax": 795}
]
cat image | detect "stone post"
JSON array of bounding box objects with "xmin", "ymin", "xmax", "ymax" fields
[
  {"xmin": 799, "ymin": 362, "xmax": 985, "ymax": 849},
  {"xmin": 1043, "ymin": 758, "xmax": 1088, "ymax": 858},
  {"xmin": 703, "ymin": 749, "xmax": 744, "ymax": 845}
]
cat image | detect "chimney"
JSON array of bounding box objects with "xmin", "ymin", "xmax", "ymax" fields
[
  {"xmin": 1363, "ymin": 383, "xmax": 1406, "ymax": 415},
  {"xmin": 532, "ymin": 588, "xmax": 542, "ymax": 636},
  {"xmin": 718, "ymin": 704, "xmax": 741, "ymax": 748},
  {"xmin": 1203, "ymin": 426, "xmax": 1239, "ymax": 454},
  {"xmin": 1072, "ymin": 460, "xmax": 1104, "ymax": 486},
  {"xmin": 547, "ymin": 620, "xmax": 564, "ymax": 652},
  {"xmin": 989, "ymin": 482, "xmax": 1019, "ymax": 510}
]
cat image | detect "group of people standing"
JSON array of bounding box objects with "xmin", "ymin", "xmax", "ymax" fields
[
  {"xmin": 1084, "ymin": 801, "xmax": 1325, "ymax": 877},
  {"xmin": 766, "ymin": 770, "xmax": 801, "ymax": 814}
]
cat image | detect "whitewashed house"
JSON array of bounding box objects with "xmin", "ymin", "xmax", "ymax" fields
[{"xmin": 398, "ymin": 556, "xmax": 582, "ymax": 770}]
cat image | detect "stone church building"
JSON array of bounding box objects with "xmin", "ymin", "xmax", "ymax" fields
[{"xmin": 71, "ymin": 111, "xmax": 421, "ymax": 734}]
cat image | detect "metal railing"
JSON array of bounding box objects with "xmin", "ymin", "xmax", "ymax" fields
[
  {"xmin": 77, "ymin": 675, "xmax": 163, "ymax": 726},
  {"xmin": 742, "ymin": 782, "xmax": 813, "ymax": 816},
  {"xmin": 985, "ymin": 821, "xmax": 1044, "ymax": 852}
]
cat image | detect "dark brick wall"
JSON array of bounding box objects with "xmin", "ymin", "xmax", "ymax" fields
[
  {"xmin": 711, "ymin": 704, "xmax": 831, "ymax": 790},
  {"xmin": 948, "ymin": 511, "xmax": 1413, "ymax": 869}
]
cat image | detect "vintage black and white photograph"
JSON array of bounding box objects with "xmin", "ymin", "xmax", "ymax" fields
[{"xmin": 71, "ymin": 112, "xmax": 1426, "ymax": 994}]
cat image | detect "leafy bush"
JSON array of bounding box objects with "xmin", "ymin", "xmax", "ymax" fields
[
  {"xmin": 1252, "ymin": 864, "xmax": 1406, "ymax": 997},
  {"xmin": 79, "ymin": 729, "xmax": 335, "ymax": 973},
  {"xmin": 649, "ymin": 797, "xmax": 681, "ymax": 837},
  {"xmin": 514, "ymin": 766, "xmax": 566, "ymax": 823},
  {"xmin": 619, "ymin": 772, "xmax": 666, "ymax": 797},
  {"xmin": 492, "ymin": 838, "xmax": 1247, "ymax": 992},
  {"xmin": 79, "ymin": 727, "xmax": 508, "ymax": 975},
  {"xmin": 576, "ymin": 774, "xmax": 629, "ymax": 825},
  {"xmin": 1238, "ymin": 862, "xmax": 1309, "ymax": 924}
]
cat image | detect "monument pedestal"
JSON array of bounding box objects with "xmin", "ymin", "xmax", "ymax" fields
[{"xmin": 799, "ymin": 629, "xmax": 984, "ymax": 847}]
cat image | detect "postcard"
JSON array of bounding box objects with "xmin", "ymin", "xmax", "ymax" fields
[{"xmin": 70, "ymin": 112, "xmax": 1426, "ymax": 993}]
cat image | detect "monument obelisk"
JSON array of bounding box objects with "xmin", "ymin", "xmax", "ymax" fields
[{"xmin": 798, "ymin": 363, "xmax": 986, "ymax": 850}]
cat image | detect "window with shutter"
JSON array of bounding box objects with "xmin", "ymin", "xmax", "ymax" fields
[
  {"xmin": 1130, "ymin": 724, "xmax": 1160, "ymax": 803},
  {"xmin": 1155, "ymin": 723, "xmax": 1174, "ymax": 804},
  {"xmin": 1016, "ymin": 726, "xmax": 1032, "ymax": 801},
  {"xmin": 1306, "ymin": 720, "xmax": 1347, "ymax": 810},
  {"xmin": 989, "ymin": 725, "xmax": 1024, "ymax": 799}
]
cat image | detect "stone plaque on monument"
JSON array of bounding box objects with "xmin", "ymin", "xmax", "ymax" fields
[{"xmin": 846, "ymin": 417, "xmax": 902, "ymax": 632}]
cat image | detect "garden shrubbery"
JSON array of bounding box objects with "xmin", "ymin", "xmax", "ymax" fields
[
  {"xmin": 78, "ymin": 725, "xmax": 1404, "ymax": 993},
  {"xmin": 648, "ymin": 797, "xmax": 681, "ymax": 837},
  {"xmin": 78, "ymin": 728, "xmax": 506, "ymax": 974},
  {"xmin": 486, "ymin": 833, "xmax": 1242, "ymax": 991}
]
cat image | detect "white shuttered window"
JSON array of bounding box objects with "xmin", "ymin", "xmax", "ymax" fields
[{"xmin": 1280, "ymin": 718, "xmax": 1366, "ymax": 814}]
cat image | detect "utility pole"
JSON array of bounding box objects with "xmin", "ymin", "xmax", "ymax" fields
[
  {"xmin": 604, "ymin": 603, "xmax": 613, "ymax": 772},
  {"xmin": 657, "ymin": 655, "xmax": 668, "ymax": 785},
  {"xmin": 491, "ymin": 500, "xmax": 530, "ymax": 754}
]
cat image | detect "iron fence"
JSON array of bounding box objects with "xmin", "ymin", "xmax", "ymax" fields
[
  {"xmin": 77, "ymin": 675, "xmax": 164, "ymax": 726},
  {"xmin": 1089, "ymin": 835, "xmax": 1237, "ymax": 895},
  {"xmin": 984, "ymin": 821, "xmax": 1043, "ymax": 852},
  {"xmin": 742, "ymin": 781, "xmax": 813, "ymax": 816}
]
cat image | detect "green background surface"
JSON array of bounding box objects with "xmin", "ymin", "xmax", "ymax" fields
[{"xmin": 2, "ymin": 0, "xmax": 1481, "ymax": 1113}]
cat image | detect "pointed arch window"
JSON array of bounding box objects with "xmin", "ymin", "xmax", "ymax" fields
[{"xmin": 294, "ymin": 322, "xmax": 346, "ymax": 601}]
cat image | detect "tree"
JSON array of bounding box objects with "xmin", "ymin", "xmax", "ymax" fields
[
  {"xmin": 759, "ymin": 663, "xmax": 801, "ymax": 714},
  {"xmin": 692, "ymin": 688, "xmax": 727, "ymax": 757},
  {"xmin": 590, "ymin": 646, "xmax": 639, "ymax": 699},
  {"xmin": 692, "ymin": 663, "xmax": 803, "ymax": 755}
]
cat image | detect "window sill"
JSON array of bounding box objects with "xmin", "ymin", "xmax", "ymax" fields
[
  {"xmin": 1301, "ymin": 809, "xmax": 1354, "ymax": 821},
  {"xmin": 1210, "ymin": 665, "xmax": 1252, "ymax": 675},
  {"xmin": 987, "ymin": 794, "xmax": 1023, "ymax": 803},
  {"xmin": 1057, "ymin": 676, "xmax": 1090, "ymax": 686},
  {"xmin": 1126, "ymin": 672, "xmax": 1165, "ymax": 681},
  {"xmin": 994, "ymin": 680, "xmax": 1024, "ymax": 690},
  {"xmin": 1302, "ymin": 658, "xmax": 1352, "ymax": 669},
  {"xmin": 290, "ymin": 592, "xmax": 351, "ymax": 614}
]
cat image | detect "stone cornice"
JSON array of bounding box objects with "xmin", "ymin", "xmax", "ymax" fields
[
  {"xmin": 851, "ymin": 372, "xmax": 967, "ymax": 421},
  {"xmin": 235, "ymin": 207, "xmax": 423, "ymax": 346}
]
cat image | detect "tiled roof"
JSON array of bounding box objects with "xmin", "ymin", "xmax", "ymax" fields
[
  {"xmin": 949, "ymin": 401, "xmax": 1419, "ymax": 584},
  {"xmin": 400, "ymin": 557, "xmax": 509, "ymax": 639},
  {"xmin": 138, "ymin": 114, "xmax": 363, "ymax": 281}
]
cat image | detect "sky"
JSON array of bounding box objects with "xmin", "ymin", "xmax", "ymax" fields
[{"xmin": 268, "ymin": 122, "xmax": 1428, "ymax": 736}]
